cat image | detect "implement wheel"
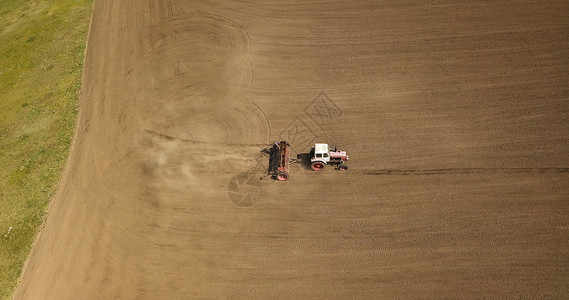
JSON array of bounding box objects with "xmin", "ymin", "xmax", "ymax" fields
[
  {"xmin": 277, "ymin": 172, "xmax": 289, "ymax": 181},
  {"xmin": 311, "ymin": 162, "xmax": 325, "ymax": 171}
]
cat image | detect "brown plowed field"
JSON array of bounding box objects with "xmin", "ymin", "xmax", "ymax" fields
[{"xmin": 14, "ymin": 1, "xmax": 569, "ymax": 298}]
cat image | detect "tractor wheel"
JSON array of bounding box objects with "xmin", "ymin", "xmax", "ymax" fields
[
  {"xmin": 311, "ymin": 162, "xmax": 325, "ymax": 171},
  {"xmin": 338, "ymin": 164, "xmax": 348, "ymax": 171},
  {"xmin": 277, "ymin": 172, "xmax": 289, "ymax": 181}
]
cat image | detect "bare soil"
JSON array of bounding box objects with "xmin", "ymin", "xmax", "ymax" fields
[{"xmin": 14, "ymin": 0, "xmax": 569, "ymax": 298}]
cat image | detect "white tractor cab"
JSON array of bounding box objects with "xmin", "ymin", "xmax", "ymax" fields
[{"xmin": 310, "ymin": 143, "xmax": 349, "ymax": 171}]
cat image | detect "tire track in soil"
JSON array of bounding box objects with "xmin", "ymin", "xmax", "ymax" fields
[{"xmin": 362, "ymin": 168, "xmax": 569, "ymax": 176}]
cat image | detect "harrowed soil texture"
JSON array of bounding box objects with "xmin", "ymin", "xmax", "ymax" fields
[{"xmin": 15, "ymin": 1, "xmax": 569, "ymax": 298}]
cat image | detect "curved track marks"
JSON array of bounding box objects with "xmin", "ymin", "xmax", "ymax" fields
[{"xmin": 15, "ymin": 3, "xmax": 270, "ymax": 299}]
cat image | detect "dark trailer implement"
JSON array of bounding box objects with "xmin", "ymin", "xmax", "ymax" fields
[{"xmin": 267, "ymin": 141, "xmax": 290, "ymax": 181}]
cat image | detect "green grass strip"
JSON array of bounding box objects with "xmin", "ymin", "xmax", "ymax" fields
[{"xmin": 0, "ymin": 0, "xmax": 93, "ymax": 298}]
